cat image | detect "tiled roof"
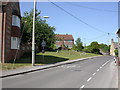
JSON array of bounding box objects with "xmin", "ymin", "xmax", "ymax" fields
[{"xmin": 55, "ymin": 34, "xmax": 74, "ymax": 40}]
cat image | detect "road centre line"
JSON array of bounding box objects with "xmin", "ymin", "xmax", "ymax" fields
[
  {"xmin": 97, "ymin": 69, "xmax": 99, "ymax": 71},
  {"xmin": 80, "ymin": 85, "xmax": 85, "ymax": 88},
  {"xmin": 87, "ymin": 77, "xmax": 92, "ymax": 82},
  {"xmin": 80, "ymin": 59, "xmax": 111, "ymax": 89},
  {"xmin": 102, "ymin": 64, "xmax": 105, "ymax": 67},
  {"xmin": 102, "ymin": 60, "xmax": 109, "ymax": 67},
  {"xmin": 93, "ymin": 73, "xmax": 96, "ymax": 76}
]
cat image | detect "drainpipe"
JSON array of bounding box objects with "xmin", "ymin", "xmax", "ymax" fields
[
  {"xmin": 0, "ymin": 2, "xmax": 2, "ymax": 63},
  {"xmin": 0, "ymin": 3, "xmax": 4, "ymax": 63},
  {"xmin": 1, "ymin": 5, "xmax": 5, "ymax": 64}
]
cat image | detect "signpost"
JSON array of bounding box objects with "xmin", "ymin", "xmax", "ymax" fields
[
  {"xmin": 41, "ymin": 40, "xmax": 46, "ymax": 61},
  {"xmin": 41, "ymin": 40, "xmax": 46, "ymax": 53}
]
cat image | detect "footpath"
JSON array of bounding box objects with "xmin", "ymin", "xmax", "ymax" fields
[
  {"xmin": 118, "ymin": 66, "xmax": 120, "ymax": 90},
  {"xmin": 0, "ymin": 56, "xmax": 101, "ymax": 78}
]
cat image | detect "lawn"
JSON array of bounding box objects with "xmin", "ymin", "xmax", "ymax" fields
[
  {"xmin": 37, "ymin": 50, "xmax": 99, "ymax": 61},
  {"xmin": 1, "ymin": 50, "xmax": 100, "ymax": 70}
]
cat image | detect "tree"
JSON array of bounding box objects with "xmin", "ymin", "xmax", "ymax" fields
[
  {"xmin": 83, "ymin": 41, "xmax": 100, "ymax": 54},
  {"xmin": 90, "ymin": 42, "xmax": 100, "ymax": 54},
  {"xmin": 114, "ymin": 49, "xmax": 118, "ymax": 56},
  {"xmin": 99, "ymin": 44, "xmax": 110, "ymax": 53},
  {"xmin": 73, "ymin": 38, "xmax": 83, "ymax": 51},
  {"xmin": 21, "ymin": 9, "xmax": 56, "ymax": 50},
  {"xmin": 83, "ymin": 45, "xmax": 92, "ymax": 53}
]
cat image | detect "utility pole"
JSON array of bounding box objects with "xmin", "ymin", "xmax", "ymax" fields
[
  {"xmin": 84, "ymin": 38, "xmax": 86, "ymax": 47},
  {"xmin": 32, "ymin": 0, "xmax": 36, "ymax": 66},
  {"xmin": 108, "ymin": 33, "xmax": 110, "ymax": 46}
]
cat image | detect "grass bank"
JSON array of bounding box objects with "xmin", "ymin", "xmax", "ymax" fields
[{"xmin": 1, "ymin": 50, "xmax": 100, "ymax": 70}]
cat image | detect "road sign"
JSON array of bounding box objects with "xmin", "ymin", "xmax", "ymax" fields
[{"xmin": 41, "ymin": 40, "xmax": 46, "ymax": 47}]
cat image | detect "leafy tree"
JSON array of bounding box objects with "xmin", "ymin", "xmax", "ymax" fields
[
  {"xmin": 83, "ymin": 45, "xmax": 92, "ymax": 53},
  {"xmin": 83, "ymin": 41, "xmax": 100, "ymax": 54},
  {"xmin": 99, "ymin": 44, "xmax": 110, "ymax": 53},
  {"xmin": 114, "ymin": 49, "xmax": 118, "ymax": 56},
  {"xmin": 21, "ymin": 9, "xmax": 56, "ymax": 50},
  {"xmin": 73, "ymin": 38, "xmax": 84, "ymax": 51},
  {"xmin": 90, "ymin": 42, "xmax": 99, "ymax": 49},
  {"xmin": 90, "ymin": 42, "xmax": 100, "ymax": 54}
]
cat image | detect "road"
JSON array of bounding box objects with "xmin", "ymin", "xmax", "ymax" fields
[{"xmin": 2, "ymin": 56, "xmax": 118, "ymax": 89}]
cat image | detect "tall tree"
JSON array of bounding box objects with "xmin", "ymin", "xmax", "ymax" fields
[
  {"xmin": 21, "ymin": 9, "xmax": 56, "ymax": 50},
  {"xmin": 90, "ymin": 42, "xmax": 100, "ymax": 54},
  {"xmin": 73, "ymin": 38, "xmax": 83, "ymax": 51},
  {"xmin": 83, "ymin": 41, "xmax": 100, "ymax": 54},
  {"xmin": 99, "ymin": 44, "xmax": 110, "ymax": 53}
]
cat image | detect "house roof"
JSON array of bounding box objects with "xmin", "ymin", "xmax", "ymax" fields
[{"xmin": 55, "ymin": 34, "xmax": 74, "ymax": 40}]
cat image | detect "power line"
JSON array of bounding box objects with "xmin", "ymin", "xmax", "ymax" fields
[
  {"xmin": 48, "ymin": 0, "xmax": 115, "ymax": 35},
  {"xmin": 86, "ymin": 33, "xmax": 106, "ymax": 41},
  {"xmin": 66, "ymin": 3, "xmax": 119, "ymax": 12}
]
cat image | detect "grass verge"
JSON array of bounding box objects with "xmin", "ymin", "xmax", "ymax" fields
[{"xmin": 1, "ymin": 50, "xmax": 100, "ymax": 70}]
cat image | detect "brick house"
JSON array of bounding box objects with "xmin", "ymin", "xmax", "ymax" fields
[
  {"xmin": 55, "ymin": 34, "xmax": 74, "ymax": 49},
  {"xmin": 0, "ymin": 1, "xmax": 22, "ymax": 63},
  {"xmin": 110, "ymin": 39, "xmax": 118, "ymax": 56}
]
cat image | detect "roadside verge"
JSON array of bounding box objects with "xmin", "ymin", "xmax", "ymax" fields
[{"xmin": 0, "ymin": 56, "xmax": 101, "ymax": 78}]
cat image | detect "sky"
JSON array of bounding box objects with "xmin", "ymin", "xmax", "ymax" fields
[{"xmin": 20, "ymin": 1, "xmax": 118, "ymax": 46}]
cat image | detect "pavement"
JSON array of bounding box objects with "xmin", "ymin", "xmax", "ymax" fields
[
  {"xmin": 2, "ymin": 56, "xmax": 118, "ymax": 89},
  {"xmin": 0, "ymin": 56, "xmax": 100, "ymax": 78},
  {"xmin": 118, "ymin": 66, "xmax": 120, "ymax": 90}
]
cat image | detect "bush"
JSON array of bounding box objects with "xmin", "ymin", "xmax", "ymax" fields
[{"xmin": 114, "ymin": 49, "xmax": 118, "ymax": 56}]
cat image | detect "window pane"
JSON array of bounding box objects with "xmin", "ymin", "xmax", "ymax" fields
[
  {"xmin": 12, "ymin": 15, "xmax": 20, "ymax": 27},
  {"xmin": 12, "ymin": 15, "xmax": 17, "ymax": 26},
  {"xmin": 11, "ymin": 37, "xmax": 20, "ymax": 49}
]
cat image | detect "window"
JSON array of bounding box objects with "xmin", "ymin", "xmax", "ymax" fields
[
  {"xmin": 11, "ymin": 37, "xmax": 20, "ymax": 49},
  {"xmin": 12, "ymin": 15, "xmax": 20, "ymax": 27},
  {"xmin": 68, "ymin": 40, "xmax": 73, "ymax": 42},
  {"xmin": 56, "ymin": 45, "xmax": 60, "ymax": 47},
  {"xmin": 56, "ymin": 41, "xmax": 60, "ymax": 43},
  {"xmin": 22, "ymin": 47, "xmax": 25, "ymax": 50},
  {"xmin": 68, "ymin": 45, "xmax": 72, "ymax": 48}
]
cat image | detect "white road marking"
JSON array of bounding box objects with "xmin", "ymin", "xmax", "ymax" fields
[
  {"xmin": 104, "ymin": 62, "xmax": 107, "ymax": 65},
  {"xmin": 97, "ymin": 69, "xmax": 99, "ymax": 71},
  {"xmin": 100, "ymin": 67, "xmax": 102, "ymax": 69},
  {"xmin": 93, "ymin": 73, "xmax": 96, "ymax": 76},
  {"xmin": 87, "ymin": 77, "xmax": 92, "ymax": 82},
  {"xmin": 102, "ymin": 60, "xmax": 110, "ymax": 67},
  {"xmin": 102, "ymin": 64, "xmax": 105, "ymax": 67},
  {"xmin": 80, "ymin": 85, "xmax": 85, "ymax": 88}
]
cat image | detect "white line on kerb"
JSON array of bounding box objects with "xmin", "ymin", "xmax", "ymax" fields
[
  {"xmin": 93, "ymin": 73, "xmax": 96, "ymax": 76},
  {"xmin": 97, "ymin": 69, "xmax": 99, "ymax": 71},
  {"xmin": 87, "ymin": 77, "xmax": 92, "ymax": 82},
  {"xmin": 80, "ymin": 85, "xmax": 85, "ymax": 88}
]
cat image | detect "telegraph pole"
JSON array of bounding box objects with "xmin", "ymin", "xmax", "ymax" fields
[
  {"xmin": 84, "ymin": 38, "xmax": 86, "ymax": 47},
  {"xmin": 32, "ymin": 0, "xmax": 36, "ymax": 66},
  {"xmin": 108, "ymin": 33, "xmax": 110, "ymax": 46}
]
